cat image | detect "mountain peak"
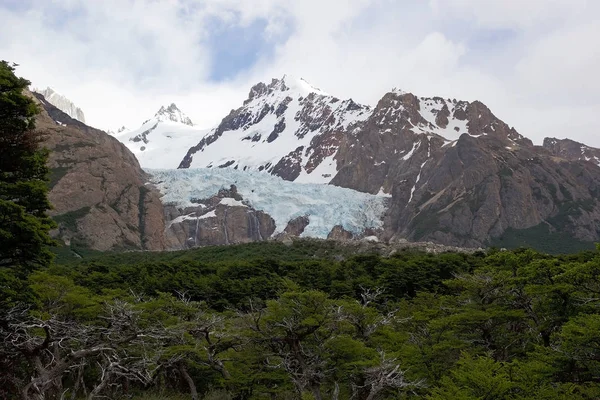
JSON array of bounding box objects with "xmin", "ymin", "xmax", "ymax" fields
[
  {"xmin": 245, "ymin": 75, "xmax": 329, "ymax": 105},
  {"xmin": 543, "ymin": 137, "xmax": 600, "ymax": 166},
  {"xmin": 33, "ymin": 86, "xmax": 86, "ymax": 123},
  {"xmin": 154, "ymin": 103, "xmax": 193, "ymax": 126}
]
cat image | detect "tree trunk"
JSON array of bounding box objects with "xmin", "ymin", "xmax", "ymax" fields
[
  {"xmin": 87, "ymin": 371, "xmax": 111, "ymax": 400},
  {"xmin": 70, "ymin": 364, "xmax": 85, "ymax": 400},
  {"xmin": 310, "ymin": 384, "xmax": 323, "ymax": 400},
  {"xmin": 332, "ymin": 382, "xmax": 340, "ymax": 400},
  {"xmin": 179, "ymin": 363, "xmax": 199, "ymax": 400},
  {"xmin": 365, "ymin": 386, "xmax": 380, "ymax": 400}
]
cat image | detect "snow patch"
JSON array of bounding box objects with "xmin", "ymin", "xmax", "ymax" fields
[
  {"xmin": 219, "ymin": 198, "xmax": 247, "ymax": 208},
  {"xmin": 417, "ymin": 98, "xmax": 469, "ymax": 141}
]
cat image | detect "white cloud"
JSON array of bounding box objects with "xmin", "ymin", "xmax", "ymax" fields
[{"xmin": 1, "ymin": 0, "xmax": 599, "ymax": 147}]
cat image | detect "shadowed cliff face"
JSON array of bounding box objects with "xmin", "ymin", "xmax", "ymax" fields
[{"xmin": 32, "ymin": 92, "xmax": 168, "ymax": 251}]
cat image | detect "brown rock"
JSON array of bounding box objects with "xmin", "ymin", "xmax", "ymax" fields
[
  {"xmin": 32, "ymin": 92, "xmax": 167, "ymax": 251},
  {"xmin": 327, "ymin": 225, "xmax": 354, "ymax": 240},
  {"xmin": 282, "ymin": 215, "xmax": 310, "ymax": 236}
]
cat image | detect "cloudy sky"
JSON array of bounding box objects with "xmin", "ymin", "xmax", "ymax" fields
[{"xmin": 1, "ymin": 0, "xmax": 599, "ymax": 146}]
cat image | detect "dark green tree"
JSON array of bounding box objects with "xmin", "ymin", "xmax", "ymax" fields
[{"xmin": 0, "ymin": 60, "xmax": 55, "ymax": 306}]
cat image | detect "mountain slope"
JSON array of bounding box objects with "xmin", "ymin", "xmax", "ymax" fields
[
  {"xmin": 115, "ymin": 104, "xmax": 207, "ymax": 169},
  {"xmin": 543, "ymin": 137, "xmax": 600, "ymax": 166},
  {"xmin": 34, "ymin": 87, "xmax": 86, "ymax": 123},
  {"xmin": 31, "ymin": 91, "xmax": 168, "ymax": 251}
]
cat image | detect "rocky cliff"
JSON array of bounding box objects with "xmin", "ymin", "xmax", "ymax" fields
[
  {"xmin": 34, "ymin": 87, "xmax": 86, "ymax": 123},
  {"xmin": 32, "ymin": 92, "xmax": 168, "ymax": 251},
  {"xmin": 543, "ymin": 137, "xmax": 600, "ymax": 166},
  {"xmin": 164, "ymin": 185, "xmax": 276, "ymax": 248}
]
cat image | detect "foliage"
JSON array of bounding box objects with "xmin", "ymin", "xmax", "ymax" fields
[
  {"xmin": 0, "ymin": 61, "xmax": 55, "ymax": 306},
  {"xmin": 2, "ymin": 241, "xmax": 600, "ymax": 399}
]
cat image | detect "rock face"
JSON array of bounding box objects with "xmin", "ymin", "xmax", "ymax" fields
[
  {"xmin": 327, "ymin": 225, "xmax": 354, "ymax": 241},
  {"xmin": 32, "ymin": 92, "xmax": 168, "ymax": 251},
  {"xmin": 329, "ymin": 94, "xmax": 600, "ymax": 249},
  {"xmin": 281, "ymin": 216, "xmax": 310, "ymax": 236},
  {"xmin": 34, "ymin": 87, "xmax": 86, "ymax": 123},
  {"xmin": 164, "ymin": 185, "xmax": 276, "ymax": 248},
  {"xmin": 543, "ymin": 137, "xmax": 600, "ymax": 166}
]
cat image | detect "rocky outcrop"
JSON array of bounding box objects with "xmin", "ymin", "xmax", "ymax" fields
[
  {"xmin": 282, "ymin": 216, "xmax": 310, "ymax": 236},
  {"xmin": 32, "ymin": 92, "xmax": 167, "ymax": 251},
  {"xmin": 34, "ymin": 87, "xmax": 86, "ymax": 123},
  {"xmin": 164, "ymin": 186, "xmax": 276, "ymax": 248},
  {"xmin": 327, "ymin": 225, "xmax": 354, "ymax": 241},
  {"xmin": 543, "ymin": 137, "xmax": 600, "ymax": 166}
]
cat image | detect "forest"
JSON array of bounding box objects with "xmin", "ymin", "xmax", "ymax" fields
[{"xmin": 2, "ymin": 240, "xmax": 600, "ymax": 399}]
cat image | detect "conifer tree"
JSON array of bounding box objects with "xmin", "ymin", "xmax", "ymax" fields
[{"xmin": 0, "ymin": 60, "xmax": 55, "ymax": 306}]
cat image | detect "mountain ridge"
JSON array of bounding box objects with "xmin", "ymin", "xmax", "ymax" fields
[
  {"xmin": 167, "ymin": 76, "xmax": 600, "ymax": 250},
  {"xmin": 54, "ymin": 75, "xmax": 600, "ymax": 253},
  {"xmin": 33, "ymin": 87, "xmax": 86, "ymax": 123}
]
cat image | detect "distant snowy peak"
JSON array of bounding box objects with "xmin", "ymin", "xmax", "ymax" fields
[
  {"xmin": 244, "ymin": 75, "xmax": 329, "ymax": 105},
  {"xmin": 107, "ymin": 126, "xmax": 128, "ymax": 136},
  {"xmin": 155, "ymin": 103, "xmax": 193, "ymax": 126},
  {"xmin": 109, "ymin": 102, "xmax": 197, "ymax": 168},
  {"xmin": 34, "ymin": 87, "xmax": 86, "ymax": 123},
  {"xmin": 113, "ymin": 111, "xmax": 207, "ymax": 169}
]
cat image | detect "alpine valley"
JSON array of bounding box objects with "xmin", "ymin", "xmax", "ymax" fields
[{"xmin": 38, "ymin": 75, "xmax": 600, "ymax": 254}]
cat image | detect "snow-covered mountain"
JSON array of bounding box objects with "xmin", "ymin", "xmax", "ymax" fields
[
  {"xmin": 115, "ymin": 104, "xmax": 206, "ymax": 169},
  {"xmin": 179, "ymin": 75, "xmax": 372, "ymax": 183},
  {"xmin": 177, "ymin": 76, "xmax": 530, "ymax": 186},
  {"xmin": 154, "ymin": 103, "xmax": 194, "ymax": 126},
  {"xmin": 106, "ymin": 75, "xmax": 600, "ymax": 251},
  {"xmin": 34, "ymin": 87, "xmax": 86, "ymax": 123}
]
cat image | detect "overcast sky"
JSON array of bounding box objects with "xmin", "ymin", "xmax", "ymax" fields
[{"xmin": 1, "ymin": 0, "xmax": 599, "ymax": 146}]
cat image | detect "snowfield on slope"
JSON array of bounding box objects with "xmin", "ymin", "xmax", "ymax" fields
[
  {"xmin": 147, "ymin": 168, "xmax": 390, "ymax": 238},
  {"xmin": 116, "ymin": 121, "xmax": 209, "ymax": 169}
]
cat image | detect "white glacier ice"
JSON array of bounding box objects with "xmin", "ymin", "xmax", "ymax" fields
[{"xmin": 147, "ymin": 168, "xmax": 390, "ymax": 238}]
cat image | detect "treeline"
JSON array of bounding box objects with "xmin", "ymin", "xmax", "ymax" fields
[{"xmin": 2, "ymin": 241, "xmax": 600, "ymax": 399}]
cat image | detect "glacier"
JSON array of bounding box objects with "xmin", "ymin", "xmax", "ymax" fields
[{"xmin": 147, "ymin": 168, "xmax": 390, "ymax": 238}]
